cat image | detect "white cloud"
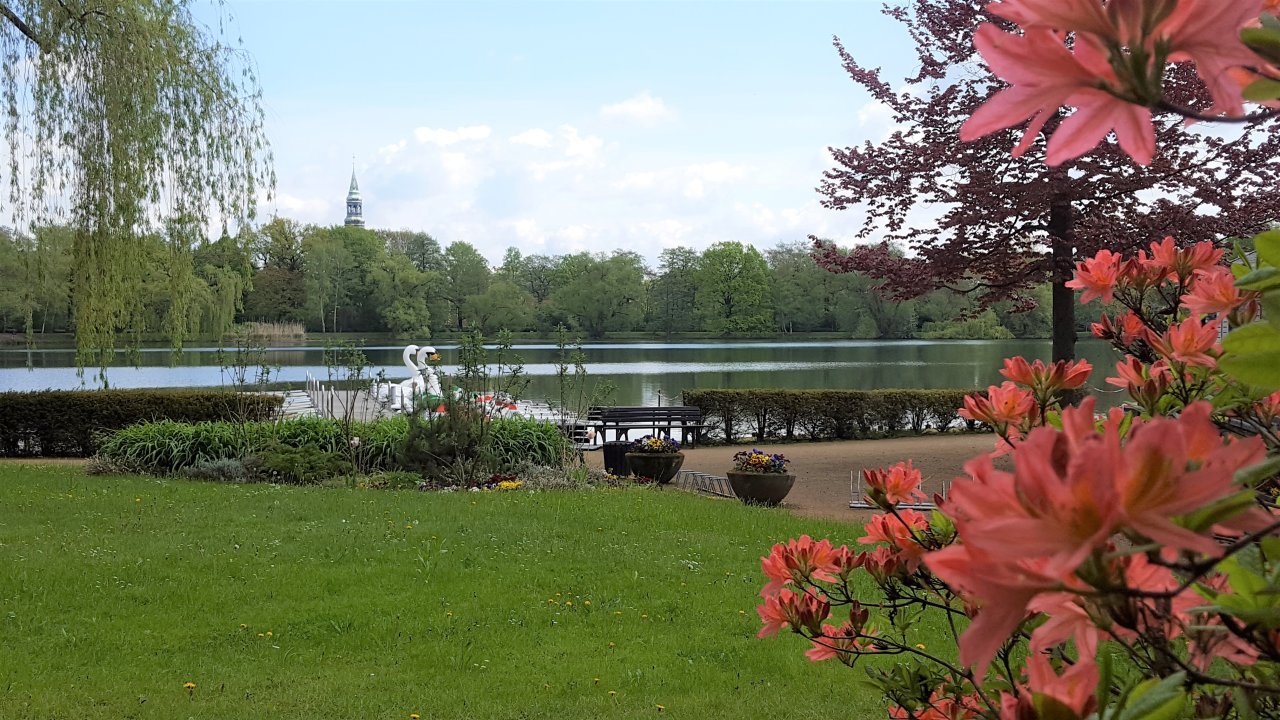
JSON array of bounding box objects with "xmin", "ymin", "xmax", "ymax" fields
[
  {"xmin": 509, "ymin": 128, "xmax": 553, "ymax": 148},
  {"xmin": 412, "ymin": 125, "xmax": 492, "ymax": 146},
  {"xmin": 265, "ymin": 120, "xmax": 870, "ymax": 266},
  {"xmin": 528, "ymin": 125, "xmax": 607, "ymax": 180},
  {"xmin": 600, "ymin": 92, "xmax": 675, "ymax": 125}
]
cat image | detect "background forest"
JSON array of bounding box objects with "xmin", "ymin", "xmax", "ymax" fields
[{"xmin": 0, "ymin": 219, "xmax": 1090, "ymax": 342}]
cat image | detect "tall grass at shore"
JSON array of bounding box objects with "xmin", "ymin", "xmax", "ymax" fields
[
  {"xmin": 0, "ymin": 464, "xmax": 949, "ymax": 719},
  {"xmin": 234, "ymin": 321, "xmax": 306, "ymax": 341}
]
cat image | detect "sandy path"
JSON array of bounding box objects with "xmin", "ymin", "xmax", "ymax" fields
[{"xmin": 584, "ymin": 434, "xmax": 996, "ymax": 524}]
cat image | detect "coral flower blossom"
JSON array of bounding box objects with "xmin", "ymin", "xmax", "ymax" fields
[
  {"xmin": 960, "ymin": 382, "xmax": 1036, "ymax": 427},
  {"xmin": 759, "ymin": 535, "xmax": 837, "ymax": 596},
  {"xmin": 1147, "ymin": 237, "xmax": 1224, "ymax": 284},
  {"xmin": 1146, "ymin": 315, "xmax": 1220, "ymax": 367},
  {"xmin": 1182, "ymin": 265, "xmax": 1248, "ymax": 317},
  {"xmin": 1066, "ymin": 248, "xmax": 1124, "ymax": 304},
  {"xmin": 926, "ymin": 546, "xmax": 1071, "ymax": 675},
  {"xmin": 961, "ymin": 25, "xmax": 1155, "ymax": 164},
  {"xmin": 757, "ymin": 588, "xmax": 830, "ymax": 638},
  {"xmin": 863, "ymin": 460, "xmax": 927, "ymax": 506},
  {"xmin": 1159, "ymin": 0, "xmax": 1265, "ymax": 117},
  {"xmin": 805, "ymin": 622, "xmax": 876, "ymax": 663},
  {"xmin": 1001, "ymin": 653, "xmax": 1098, "ymax": 720},
  {"xmin": 1114, "ymin": 402, "xmax": 1268, "ymax": 555},
  {"xmin": 860, "ymin": 509, "xmax": 930, "ymax": 570},
  {"xmin": 1000, "ymin": 356, "xmax": 1092, "ymax": 396}
]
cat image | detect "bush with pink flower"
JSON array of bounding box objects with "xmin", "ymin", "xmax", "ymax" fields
[{"xmin": 754, "ymin": 4, "xmax": 1280, "ymax": 717}]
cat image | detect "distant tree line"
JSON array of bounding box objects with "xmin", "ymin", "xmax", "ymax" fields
[{"xmin": 0, "ymin": 219, "xmax": 1092, "ymax": 341}]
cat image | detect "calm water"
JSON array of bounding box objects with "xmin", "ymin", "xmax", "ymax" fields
[{"xmin": 0, "ymin": 339, "xmax": 1123, "ymax": 406}]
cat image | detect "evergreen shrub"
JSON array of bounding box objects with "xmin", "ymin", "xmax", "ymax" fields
[
  {"xmin": 0, "ymin": 389, "xmax": 281, "ymax": 457},
  {"xmin": 681, "ymin": 388, "xmax": 979, "ymax": 442}
]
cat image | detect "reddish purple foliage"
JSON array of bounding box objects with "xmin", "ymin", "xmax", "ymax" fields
[{"xmin": 811, "ymin": 1, "xmax": 1280, "ymax": 330}]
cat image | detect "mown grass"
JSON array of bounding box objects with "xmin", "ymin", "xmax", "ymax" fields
[{"xmin": 0, "ymin": 464, "xmax": 947, "ymax": 719}]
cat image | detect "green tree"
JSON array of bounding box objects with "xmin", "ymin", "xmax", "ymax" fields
[
  {"xmin": 646, "ymin": 247, "xmax": 700, "ymax": 335},
  {"xmin": 254, "ymin": 218, "xmax": 306, "ymax": 272},
  {"xmin": 550, "ymin": 252, "xmax": 646, "ymax": 339},
  {"xmin": 696, "ymin": 242, "xmax": 772, "ymax": 333},
  {"xmin": 379, "ymin": 229, "xmax": 443, "ymax": 274},
  {"xmin": 1, "ymin": 0, "xmax": 272, "ymax": 364},
  {"xmin": 766, "ymin": 241, "xmax": 854, "ymax": 332},
  {"xmin": 371, "ymin": 252, "xmax": 434, "ymax": 338},
  {"xmin": 441, "ymin": 242, "xmax": 491, "ymax": 331},
  {"xmin": 466, "ymin": 280, "xmax": 535, "ymax": 334}
]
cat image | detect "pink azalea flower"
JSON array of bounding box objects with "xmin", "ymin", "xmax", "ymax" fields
[
  {"xmin": 863, "ymin": 460, "xmax": 927, "ymax": 506},
  {"xmin": 759, "ymin": 535, "xmax": 838, "ymax": 597},
  {"xmin": 1183, "ymin": 265, "xmax": 1248, "ymax": 317},
  {"xmin": 860, "ymin": 509, "xmax": 930, "ymax": 571},
  {"xmin": 985, "ymin": 0, "xmax": 1116, "ymax": 38},
  {"xmin": 1116, "ymin": 402, "xmax": 1268, "ymax": 555},
  {"xmin": 1067, "ymin": 248, "xmax": 1124, "ymax": 304},
  {"xmin": 1147, "ymin": 236, "xmax": 1224, "ymax": 284},
  {"xmin": 1159, "ymin": 0, "xmax": 1265, "ymax": 117},
  {"xmin": 943, "ymin": 402, "xmax": 1124, "ymax": 578},
  {"xmin": 960, "ymin": 382, "xmax": 1036, "ymax": 427},
  {"xmin": 962, "ymin": 25, "xmax": 1155, "ymax": 164},
  {"xmin": 1002, "ymin": 653, "xmax": 1099, "ymax": 720},
  {"xmin": 805, "ymin": 622, "xmax": 874, "ymax": 663},
  {"xmin": 1146, "ymin": 315, "xmax": 1220, "ymax": 367},
  {"xmin": 756, "ymin": 588, "xmax": 830, "ymax": 638},
  {"xmin": 1000, "ymin": 356, "xmax": 1093, "ymax": 396},
  {"xmin": 926, "ymin": 546, "xmax": 1070, "ymax": 675}
]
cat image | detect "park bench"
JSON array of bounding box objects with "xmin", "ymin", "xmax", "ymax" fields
[{"xmin": 587, "ymin": 405, "xmax": 707, "ymax": 448}]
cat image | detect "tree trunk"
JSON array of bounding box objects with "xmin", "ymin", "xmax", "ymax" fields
[{"xmin": 1047, "ymin": 196, "xmax": 1077, "ymax": 362}]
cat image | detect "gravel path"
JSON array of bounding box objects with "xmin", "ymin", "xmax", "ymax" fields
[{"xmin": 584, "ymin": 433, "xmax": 997, "ymax": 525}]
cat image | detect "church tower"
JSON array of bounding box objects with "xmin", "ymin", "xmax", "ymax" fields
[{"xmin": 344, "ymin": 166, "xmax": 365, "ymax": 227}]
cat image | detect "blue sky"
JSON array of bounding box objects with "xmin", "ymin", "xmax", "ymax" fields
[{"xmin": 225, "ymin": 1, "xmax": 911, "ymax": 263}]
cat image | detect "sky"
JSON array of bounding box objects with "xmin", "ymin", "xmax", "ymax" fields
[{"xmin": 221, "ymin": 0, "xmax": 912, "ymax": 264}]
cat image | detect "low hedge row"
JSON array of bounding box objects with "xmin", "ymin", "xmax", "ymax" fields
[
  {"xmin": 681, "ymin": 388, "xmax": 980, "ymax": 441},
  {"xmin": 0, "ymin": 389, "xmax": 282, "ymax": 457},
  {"xmin": 97, "ymin": 414, "xmax": 571, "ymax": 477}
]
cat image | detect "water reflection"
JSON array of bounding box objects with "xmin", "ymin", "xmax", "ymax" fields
[{"xmin": 0, "ymin": 338, "xmax": 1122, "ymax": 406}]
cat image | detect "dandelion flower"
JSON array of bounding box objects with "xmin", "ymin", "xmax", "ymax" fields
[
  {"xmin": 265, "ymin": 631, "xmax": 273, "ymax": 637},
  {"xmin": 609, "ymin": 690, "xmax": 617, "ymax": 697},
  {"xmin": 608, "ymin": 642, "xmax": 616, "ymax": 648},
  {"xmin": 239, "ymin": 623, "xmax": 247, "ymax": 629},
  {"xmin": 411, "ymin": 715, "xmax": 420, "ymax": 719},
  {"xmin": 257, "ymin": 633, "xmax": 265, "ymax": 637},
  {"xmin": 183, "ymin": 682, "xmax": 196, "ymax": 690},
  {"xmin": 593, "ymin": 678, "xmax": 600, "ymax": 684},
  {"xmin": 565, "ymin": 601, "xmax": 572, "ymax": 607},
  {"xmin": 583, "ymin": 600, "xmax": 591, "ymax": 606},
  {"xmin": 657, "ymin": 705, "xmax": 666, "ymax": 711}
]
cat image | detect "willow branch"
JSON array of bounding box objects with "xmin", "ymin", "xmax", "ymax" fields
[{"xmin": 0, "ymin": 2, "xmax": 49, "ymax": 52}]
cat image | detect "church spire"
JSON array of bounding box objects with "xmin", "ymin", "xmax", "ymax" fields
[{"xmin": 344, "ymin": 160, "xmax": 364, "ymax": 227}]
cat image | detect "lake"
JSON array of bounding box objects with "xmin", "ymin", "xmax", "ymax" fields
[{"xmin": 0, "ymin": 338, "xmax": 1124, "ymax": 406}]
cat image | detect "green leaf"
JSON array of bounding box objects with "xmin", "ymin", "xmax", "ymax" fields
[
  {"xmin": 1234, "ymin": 688, "xmax": 1259, "ymax": 720},
  {"xmin": 1256, "ymin": 230, "xmax": 1280, "ymax": 269},
  {"xmin": 1236, "ymin": 266, "xmax": 1280, "ymax": 292},
  {"xmin": 1262, "ymin": 291, "xmax": 1280, "ymax": 329},
  {"xmin": 1221, "ymin": 323, "xmax": 1280, "ymax": 390},
  {"xmin": 1243, "ymin": 27, "xmax": 1280, "ymax": 65},
  {"xmin": 1179, "ymin": 490, "xmax": 1262, "ymax": 533},
  {"xmin": 1118, "ymin": 674, "xmax": 1186, "ymax": 720},
  {"xmin": 1237, "ymin": 456, "xmax": 1280, "ymax": 489},
  {"xmin": 1244, "ymin": 78, "xmax": 1280, "ymax": 102}
]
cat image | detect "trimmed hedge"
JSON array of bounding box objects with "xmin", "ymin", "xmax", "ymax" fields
[
  {"xmin": 681, "ymin": 388, "xmax": 980, "ymax": 442},
  {"xmin": 0, "ymin": 389, "xmax": 282, "ymax": 457},
  {"xmin": 97, "ymin": 415, "xmax": 571, "ymax": 477}
]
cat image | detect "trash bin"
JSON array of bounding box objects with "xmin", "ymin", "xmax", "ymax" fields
[{"xmin": 603, "ymin": 441, "xmax": 631, "ymax": 476}]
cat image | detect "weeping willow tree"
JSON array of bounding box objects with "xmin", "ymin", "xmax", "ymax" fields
[{"xmin": 0, "ymin": 0, "xmax": 273, "ymax": 368}]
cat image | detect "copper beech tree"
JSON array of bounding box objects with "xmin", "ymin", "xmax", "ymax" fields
[{"xmin": 810, "ymin": 0, "xmax": 1280, "ymax": 361}]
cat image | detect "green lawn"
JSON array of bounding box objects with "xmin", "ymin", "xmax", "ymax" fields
[{"xmin": 0, "ymin": 464, "xmax": 932, "ymax": 719}]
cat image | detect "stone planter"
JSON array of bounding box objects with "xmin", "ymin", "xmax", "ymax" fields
[
  {"xmin": 727, "ymin": 471, "xmax": 795, "ymax": 506},
  {"xmin": 626, "ymin": 452, "xmax": 685, "ymax": 484}
]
